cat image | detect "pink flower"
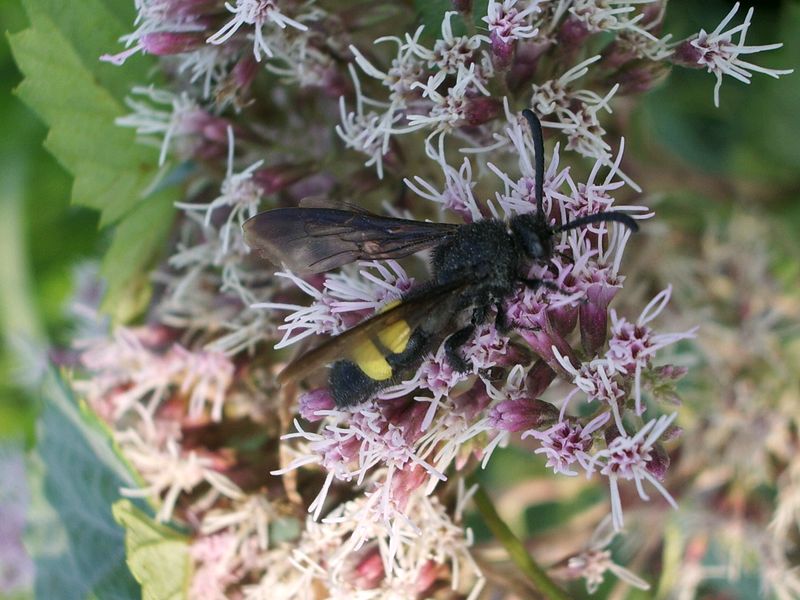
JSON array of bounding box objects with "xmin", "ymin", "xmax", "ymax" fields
[
  {"xmin": 590, "ymin": 413, "xmax": 678, "ymax": 530},
  {"xmin": 607, "ymin": 286, "xmax": 697, "ymax": 415},
  {"xmin": 672, "ymin": 2, "xmax": 793, "ymax": 106},
  {"xmin": 524, "ymin": 412, "xmax": 609, "ymax": 476}
]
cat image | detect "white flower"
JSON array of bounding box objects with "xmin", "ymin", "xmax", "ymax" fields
[
  {"xmin": 255, "ymin": 261, "xmax": 412, "ymax": 350},
  {"xmin": 404, "ymin": 137, "xmax": 483, "ymax": 222},
  {"xmin": 408, "ymin": 11, "xmax": 487, "ymax": 74},
  {"xmin": 118, "ymin": 432, "xmax": 225, "ymax": 522},
  {"xmin": 335, "ymin": 65, "xmax": 399, "ymax": 179},
  {"xmin": 207, "ymin": 0, "xmax": 309, "ymax": 62},
  {"xmin": 484, "ymin": 0, "xmax": 540, "ymax": 44},
  {"xmin": 590, "ymin": 413, "xmax": 678, "ymax": 530},
  {"xmin": 116, "ymin": 86, "xmax": 204, "ymax": 165},
  {"xmin": 176, "ymin": 127, "xmax": 264, "ymax": 256},
  {"xmin": 566, "ymin": 515, "xmax": 651, "ymax": 594},
  {"xmin": 406, "ymin": 64, "xmax": 491, "ymax": 141},
  {"xmin": 570, "ymin": 0, "xmax": 660, "ymax": 40},
  {"xmin": 683, "ymin": 2, "xmax": 793, "ymax": 107},
  {"xmin": 523, "ymin": 412, "xmax": 609, "ymax": 476},
  {"xmin": 607, "ymin": 286, "xmax": 697, "ymax": 415}
]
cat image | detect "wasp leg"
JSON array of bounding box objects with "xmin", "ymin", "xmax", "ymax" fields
[
  {"xmin": 445, "ymin": 325, "xmax": 475, "ymax": 373},
  {"xmin": 495, "ymin": 301, "xmax": 510, "ymax": 333},
  {"xmin": 521, "ymin": 277, "xmax": 559, "ymax": 291}
]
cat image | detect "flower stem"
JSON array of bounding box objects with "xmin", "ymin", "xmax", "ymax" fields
[{"xmin": 470, "ymin": 482, "xmax": 571, "ymax": 600}]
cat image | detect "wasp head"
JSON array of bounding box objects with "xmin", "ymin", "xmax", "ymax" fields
[{"xmin": 510, "ymin": 212, "xmax": 554, "ymax": 261}]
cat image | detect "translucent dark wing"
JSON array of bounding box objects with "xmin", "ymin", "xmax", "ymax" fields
[
  {"xmin": 277, "ymin": 279, "xmax": 469, "ymax": 384},
  {"xmin": 297, "ymin": 196, "xmax": 372, "ymax": 212},
  {"xmin": 243, "ymin": 207, "xmax": 459, "ymax": 274}
]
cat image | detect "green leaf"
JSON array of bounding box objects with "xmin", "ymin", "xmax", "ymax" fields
[
  {"xmin": 25, "ymin": 368, "xmax": 140, "ymax": 599},
  {"xmin": 9, "ymin": 2, "xmax": 163, "ymax": 226},
  {"xmin": 112, "ymin": 500, "xmax": 191, "ymax": 600},
  {"xmin": 100, "ymin": 189, "xmax": 176, "ymax": 321},
  {"xmin": 8, "ymin": 0, "xmax": 179, "ymax": 321}
]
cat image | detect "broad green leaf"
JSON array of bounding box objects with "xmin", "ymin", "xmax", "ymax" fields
[
  {"xmin": 8, "ymin": 0, "xmax": 179, "ymax": 320},
  {"xmin": 99, "ymin": 189, "xmax": 176, "ymax": 321},
  {"xmin": 112, "ymin": 500, "xmax": 191, "ymax": 600},
  {"xmin": 25, "ymin": 368, "xmax": 140, "ymax": 599},
  {"xmin": 9, "ymin": 4, "xmax": 163, "ymax": 226}
]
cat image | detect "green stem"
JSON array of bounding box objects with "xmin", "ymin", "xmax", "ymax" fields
[{"xmin": 471, "ymin": 483, "xmax": 571, "ymax": 600}]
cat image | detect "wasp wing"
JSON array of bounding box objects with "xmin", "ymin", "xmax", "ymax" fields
[
  {"xmin": 243, "ymin": 207, "xmax": 459, "ymax": 274},
  {"xmin": 277, "ymin": 280, "xmax": 468, "ymax": 384}
]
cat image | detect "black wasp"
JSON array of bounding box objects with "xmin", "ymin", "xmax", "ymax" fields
[{"xmin": 244, "ymin": 110, "xmax": 638, "ymax": 408}]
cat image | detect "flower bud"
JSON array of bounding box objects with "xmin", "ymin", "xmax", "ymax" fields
[
  {"xmin": 508, "ymin": 40, "xmax": 551, "ymax": 91},
  {"xmin": 464, "ymin": 97, "xmax": 502, "ymax": 126},
  {"xmin": 352, "ymin": 547, "xmax": 384, "ymax": 589},
  {"xmin": 646, "ymin": 442, "xmax": 670, "ymax": 481},
  {"xmin": 489, "ymin": 32, "xmax": 516, "ymax": 71},
  {"xmin": 549, "ymin": 303, "xmax": 578, "ymax": 337},
  {"xmin": 141, "ymin": 32, "xmax": 206, "ymax": 56},
  {"xmin": 232, "ymin": 54, "xmax": 259, "ymax": 90},
  {"xmin": 655, "ymin": 365, "xmax": 688, "ymax": 381},
  {"xmin": 298, "ymin": 388, "xmax": 335, "ymax": 421},
  {"xmin": 671, "ymin": 39, "xmax": 704, "ymax": 68},
  {"xmin": 558, "ymin": 16, "xmax": 590, "ymax": 48},
  {"xmin": 381, "ymin": 396, "xmax": 428, "ymax": 443},
  {"xmin": 416, "ymin": 560, "xmax": 443, "ymax": 595},
  {"xmin": 453, "ymin": 382, "xmax": 492, "ymax": 420},
  {"xmin": 488, "ymin": 397, "xmax": 559, "ymax": 432},
  {"xmin": 252, "ymin": 163, "xmax": 311, "ymax": 195},
  {"xmin": 613, "ymin": 61, "xmax": 672, "ymax": 96},
  {"xmin": 580, "ymin": 284, "xmax": 619, "ymax": 356},
  {"xmin": 525, "ymin": 359, "xmax": 556, "ymax": 398},
  {"xmin": 518, "ymin": 311, "xmax": 579, "ymax": 374},
  {"xmin": 390, "ymin": 463, "xmax": 428, "ymax": 510}
]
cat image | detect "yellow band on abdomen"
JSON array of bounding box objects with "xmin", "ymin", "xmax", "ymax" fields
[{"xmin": 349, "ymin": 301, "xmax": 412, "ymax": 381}]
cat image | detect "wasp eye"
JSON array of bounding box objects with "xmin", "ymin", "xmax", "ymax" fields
[{"xmin": 527, "ymin": 238, "xmax": 544, "ymax": 258}]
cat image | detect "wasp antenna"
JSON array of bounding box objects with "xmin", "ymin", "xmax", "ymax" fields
[
  {"xmin": 521, "ymin": 109, "xmax": 545, "ymax": 222},
  {"xmin": 557, "ymin": 211, "xmax": 639, "ymax": 233}
]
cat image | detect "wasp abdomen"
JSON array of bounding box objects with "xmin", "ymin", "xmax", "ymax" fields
[{"xmin": 329, "ymin": 326, "xmax": 433, "ymax": 407}]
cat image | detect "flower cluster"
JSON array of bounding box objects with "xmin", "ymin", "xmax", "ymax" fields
[{"xmin": 69, "ymin": 0, "xmax": 794, "ymax": 597}]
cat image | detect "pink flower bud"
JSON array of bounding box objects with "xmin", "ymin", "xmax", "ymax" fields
[
  {"xmin": 252, "ymin": 164, "xmax": 310, "ymax": 195},
  {"xmin": 655, "ymin": 365, "xmax": 688, "ymax": 381},
  {"xmin": 352, "ymin": 548, "xmax": 385, "ymax": 589},
  {"xmin": 390, "ymin": 463, "xmax": 428, "ymax": 510},
  {"xmin": 614, "ymin": 61, "xmax": 672, "ymax": 96},
  {"xmin": 298, "ymin": 388, "xmax": 335, "ymax": 421},
  {"xmin": 232, "ymin": 54, "xmax": 259, "ymax": 89},
  {"xmin": 549, "ymin": 303, "xmax": 578, "ymax": 337},
  {"xmin": 381, "ymin": 396, "xmax": 428, "ymax": 444},
  {"xmin": 490, "ymin": 31, "xmax": 515, "ymax": 71},
  {"xmin": 415, "ymin": 560, "xmax": 442, "ymax": 594},
  {"xmin": 453, "ymin": 382, "xmax": 492, "ymax": 420},
  {"xmin": 558, "ymin": 16, "xmax": 590, "ymax": 48},
  {"xmin": 671, "ymin": 39, "xmax": 705, "ymax": 68},
  {"xmin": 525, "ymin": 359, "xmax": 556, "ymax": 398},
  {"xmin": 508, "ymin": 40, "xmax": 551, "ymax": 90},
  {"xmin": 517, "ymin": 311, "xmax": 579, "ymax": 374},
  {"xmin": 464, "ymin": 97, "xmax": 502, "ymax": 126},
  {"xmin": 141, "ymin": 32, "xmax": 206, "ymax": 56},
  {"xmin": 489, "ymin": 397, "xmax": 559, "ymax": 432},
  {"xmin": 580, "ymin": 283, "xmax": 619, "ymax": 356},
  {"xmin": 640, "ymin": 0, "xmax": 667, "ymax": 30},
  {"xmin": 646, "ymin": 442, "xmax": 670, "ymax": 481}
]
